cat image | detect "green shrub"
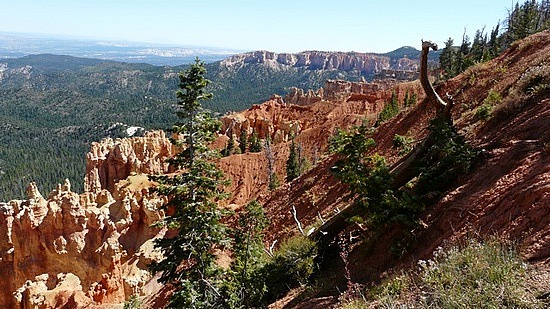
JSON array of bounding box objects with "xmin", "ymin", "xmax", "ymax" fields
[
  {"xmin": 262, "ymin": 235, "xmax": 318, "ymax": 303},
  {"xmin": 392, "ymin": 134, "xmax": 414, "ymax": 155},
  {"xmin": 473, "ymin": 90, "xmax": 501, "ymax": 121},
  {"xmin": 483, "ymin": 89, "xmax": 503, "ymax": 105},
  {"xmin": 123, "ymin": 294, "xmax": 142, "ymax": 309},
  {"xmin": 341, "ymin": 299, "xmax": 369, "ymax": 309},
  {"xmin": 376, "ymin": 91, "xmax": 400, "ymax": 125},
  {"xmin": 517, "ymin": 63, "xmax": 550, "ymax": 97},
  {"xmin": 475, "ymin": 103, "xmax": 493, "ymax": 120},
  {"xmin": 371, "ymin": 274, "xmax": 411, "ymax": 308},
  {"xmin": 493, "ymin": 63, "xmax": 549, "ymax": 121},
  {"xmin": 413, "ymin": 118, "xmax": 477, "ymax": 205},
  {"xmin": 268, "ymin": 172, "xmax": 280, "ymax": 190}
]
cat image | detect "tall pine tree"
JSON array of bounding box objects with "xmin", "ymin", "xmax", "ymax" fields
[
  {"xmin": 286, "ymin": 141, "xmax": 300, "ymax": 182},
  {"xmin": 223, "ymin": 200, "xmax": 269, "ymax": 308},
  {"xmin": 149, "ymin": 58, "xmax": 228, "ymax": 308},
  {"xmin": 238, "ymin": 129, "xmax": 248, "ymax": 153}
]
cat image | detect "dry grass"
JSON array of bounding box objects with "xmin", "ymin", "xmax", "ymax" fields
[
  {"xmin": 492, "ymin": 62, "xmax": 549, "ymax": 121},
  {"xmin": 341, "ymin": 238, "xmax": 548, "ymax": 308}
]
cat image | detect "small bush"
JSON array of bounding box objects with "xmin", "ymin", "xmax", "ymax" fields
[
  {"xmin": 475, "ymin": 103, "xmax": 493, "ymax": 120},
  {"xmin": 392, "ymin": 134, "xmax": 414, "ymax": 155},
  {"xmin": 517, "ymin": 63, "xmax": 550, "ymax": 97},
  {"xmin": 376, "ymin": 92, "xmax": 400, "ymax": 125},
  {"xmin": 123, "ymin": 294, "xmax": 142, "ymax": 309},
  {"xmin": 483, "ymin": 89, "xmax": 503, "ymax": 105},
  {"xmin": 413, "ymin": 118, "xmax": 477, "ymax": 205},
  {"xmin": 373, "ymin": 274, "xmax": 412, "ymax": 308},
  {"xmin": 262, "ymin": 235, "xmax": 318, "ymax": 303},
  {"xmin": 420, "ymin": 239, "xmax": 540, "ymax": 308},
  {"xmin": 268, "ymin": 172, "xmax": 280, "ymax": 190},
  {"xmin": 492, "ymin": 63, "xmax": 549, "ymax": 122},
  {"xmin": 341, "ymin": 299, "xmax": 369, "ymax": 309}
]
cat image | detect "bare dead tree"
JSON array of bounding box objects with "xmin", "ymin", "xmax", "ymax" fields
[
  {"xmin": 419, "ymin": 40, "xmax": 454, "ymax": 119},
  {"xmin": 390, "ymin": 40, "xmax": 454, "ymax": 188}
]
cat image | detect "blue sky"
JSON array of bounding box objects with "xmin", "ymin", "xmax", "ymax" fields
[{"xmin": 0, "ymin": 0, "xmax": 518, "ymax": 53}]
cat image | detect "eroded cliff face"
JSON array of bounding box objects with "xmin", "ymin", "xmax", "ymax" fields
[
  {"xmin": 218, "ymin": 80, "xmax": 424, "ymax": 206},
  {"xmin": 1, "ymin": 177, "xmax": 167, "ymax": 307},
  {"xmin": 84, "ymin": 130, "xmax": 176, "ymax": 193},
  {"xmin": 220, "ymin": 80, "xmax": 423, "ymax": 144},
  {"xmin": 284, "ymin": 79, "xmax": 399, "ymax": 105},
  {"xmin": 1, "ymin": 142, "xmax": 168, "ymax": 308},
  {"xmin": 221, "ymin": 50, "xmax": 393, "ymax": 75}
]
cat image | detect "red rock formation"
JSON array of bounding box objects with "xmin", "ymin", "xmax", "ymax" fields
[
  {"xmin": 283, "ymin": 79, "xmax": 402, "ymax": 105},
  {"xmin": 0, "ymin": 175, "xmax": 166, "ymax": 307},
  {"xmin": 84, "ymin": 130, "xmax": 175, "ymax": 193},
  {"xmin": 284, "ymin": 87, "xmax": 324, "ymax": 105},
  {"xmin": 219, "ymin": 81, "xmax": 425, "ymax": 206}
]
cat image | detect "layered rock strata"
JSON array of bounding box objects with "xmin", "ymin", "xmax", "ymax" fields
[{"xmin": 221, "ymin": 50, "xmax": 391, "ymax": 75}]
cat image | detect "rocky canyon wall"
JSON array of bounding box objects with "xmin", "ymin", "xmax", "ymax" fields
[
  {"xmin": 84, "ymin": 130, "xmax": 176, "ymax": 193},
  {"xmin": 221, "ymin": 50, "xmax": 392, "ymax": 75},
  {"xmin": 0, "ymin": 133, "xmax": 171, "ymax": 307},
  {"xmin": 0, "ymin": 177, "xmax": 167, "ymax": 307}
]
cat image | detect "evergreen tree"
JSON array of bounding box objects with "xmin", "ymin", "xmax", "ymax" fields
[
  {"xmin": 286, "ymin": 140, "xmax": 300, "ymax": 182},
  {"xmin": 458, "ymin": 33, "xmax": 472, "ymax": 71},
  {"xmin": 377, "ymin": 91, "xmax": 400, "ymax": 124},
  {"xmin": 249, "ymin": 132, "xmax": 262, "ymax": 152},
  {"xmin": 223, "ymin": 131, "xmax": 236, "ymax": 156},
  {"xmin": 469, "ymin": 28, "xmax": 487, "ymax": 63},
  {"xmin": 410, "ymin": 92, "xmax": 418, "ymax": 106},
  {"xmin": 439, "ymin": 0, "xmax": 549, "ymax": 79},
  {"xmin": 505, "ymin": 0, "xmax": 549, "ymax": 45},
  {"xmin": 149, "ymin": 59, "xmax": 228, "ymax": 308},
  {"xmin": 487, "ymin": 23, "xmax": 501, "ymax": 59},
  {"xmin": 439, "ymin": 37, "xmax": 457, "ymax": 79},
  {"xmin": 238, "ymin": 129, "xmax": 248, "ymax": 154},
  {"xmin": 223, "ymin": 200, "xmax": 269, "ymax": 308},
  {"xmin": 540, "ymin": 0, "xmax": 550, "ymax": 30}
]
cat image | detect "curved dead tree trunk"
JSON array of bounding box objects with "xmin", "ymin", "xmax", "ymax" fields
[
  {"xmin": 419, "ymin": 40, "xmax": 454, "ymax": 119},
  {"xmin": 389, "ymin": 40, "xmax": 454, "ymax": 188}
]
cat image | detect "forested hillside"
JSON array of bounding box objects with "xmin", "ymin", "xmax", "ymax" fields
[{"xmin": 0, "ymin": 55, "xmax": 176, "ymax": 200}]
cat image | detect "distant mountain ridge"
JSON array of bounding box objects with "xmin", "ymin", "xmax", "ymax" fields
[
  {"xmin": 0, "ymin": 32, "xmax": 439, "ymax": 67},
  {"xmin": 0, "ymin": 32, "xmax": 241, "ymax": 65},
  {"xmin": 220, "ymin": 49, "xmax": 427, "ymax": 75}
]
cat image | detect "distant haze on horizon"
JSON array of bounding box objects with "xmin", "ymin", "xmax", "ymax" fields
[{"xmin": 0, "ymin": 0, "xmax": 518, "ymax": 54}]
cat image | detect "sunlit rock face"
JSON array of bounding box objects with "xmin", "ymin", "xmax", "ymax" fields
[{"xmin": 0, "ymin": 134, "xmax": 168, "ymax": 307}]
